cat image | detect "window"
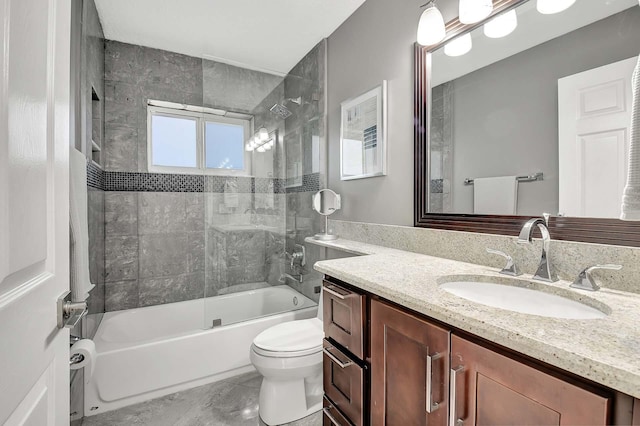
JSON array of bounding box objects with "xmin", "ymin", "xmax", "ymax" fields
[{"xmin": 147, "ymin": 103, "xmax": 251, "ymax": 175}]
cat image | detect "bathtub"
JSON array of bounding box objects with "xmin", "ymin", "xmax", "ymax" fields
[{"xmin": 84, "ymin": 285, "xmax": 317, "ymax": 415}]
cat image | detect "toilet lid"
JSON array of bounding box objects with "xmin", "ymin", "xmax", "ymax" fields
[{"xmin": 253, "ymin": 319, "xmax": 323, "ymax": 356}]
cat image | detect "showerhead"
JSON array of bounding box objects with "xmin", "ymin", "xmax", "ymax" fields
[{"xmin": 270, "ymin": 103, "xmax": 292, "ymax": 119}]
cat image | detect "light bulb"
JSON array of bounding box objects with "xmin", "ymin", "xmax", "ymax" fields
[
  {"xmin": 536, "ymin": 0, "xmax": 576, "ymax": 14},
  {"xmin": 264, "ymin": 141, "xmax": 272, "ymax": 151},
  {"xmin": 417, "ymin": 4, "xmax": 446, "ymax": 46},
  {"xmin": 257, "ymin": 146, "xmax": 266, "ymax": 153},
  {"xmin": 459, "ymin": 0, "xmax": 493, "ymax": 24},
  {"xmin": 484, "ymin": 9, "xmax": 517, "ymax": 38},
  {"xmin": 258, "ymin": 127, "xmax": 269, "ymax": 141},
  {"xmin": 253, "ymin": 135, "xmax": 261, "ymax": 145},
  {"xmin": 444, "ymin": 33, "xmax": 472, "ymax": 57},
  {"xmin": 245, "ymin": 143, "xmax": 253, "ymax": 152}
]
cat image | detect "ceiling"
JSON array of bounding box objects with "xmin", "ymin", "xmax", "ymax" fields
[{"xmin": 94, "ymin": 0, "xmax": 366, "ymax": 76}]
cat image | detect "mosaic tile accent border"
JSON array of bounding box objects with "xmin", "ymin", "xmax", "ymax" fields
[
  {"xmin": 87, "ymin": 170, "xmax": 321, "ymax": 194},
  {"xmin": 431, "ymin": 179, "xmax": 443, "ymax": 194},
  {"xmin": 105, "ymin": 171, "xmax": 204, "ymax": 192},
  {"xmin": 284, "ymin": 173, "xmax": 320, "ymax": 194},
  {"xmin": 87, "ymin": 161, "xmax": 105, "ymax": 190}
]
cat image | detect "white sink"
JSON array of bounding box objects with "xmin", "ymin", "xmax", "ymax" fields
[{"xmin": 440, "ymin": 281, "xmax": 607, "ymax": 319}]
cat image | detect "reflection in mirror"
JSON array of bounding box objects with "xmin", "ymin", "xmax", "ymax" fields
[
  {"xmin": 312, "ymin": 189, "xmax": 342, "ymax": 240},
  {"xmin": 428, "ymin": 0, "xmax": 640, "ymax": 219}
]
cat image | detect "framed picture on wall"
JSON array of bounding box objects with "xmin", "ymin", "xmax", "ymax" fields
[{"xmin": 340, "ymin": 81, "xmax": 387, "ymax": 180}]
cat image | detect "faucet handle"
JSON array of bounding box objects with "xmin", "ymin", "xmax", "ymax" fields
[
  {"xmin": 486, "ymin": 248, "xmax": 521, "ymax": 276},
  {"xmin": 571, "ymin": 264, "xmax": 622, "ymax": 291}
]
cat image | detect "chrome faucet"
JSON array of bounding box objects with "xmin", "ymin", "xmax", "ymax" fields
[
  {"xmin": 517, "ymin": 214, "xmax": 558, "ymax": 282},
  {"xmin": 571, "ymin": 264, "xmax": 622, "ymax": 291}
]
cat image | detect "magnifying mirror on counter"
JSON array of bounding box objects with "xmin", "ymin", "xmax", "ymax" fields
[{"xmin": 312, "ymin": 189, "xmax": 341, "ymax": 241}]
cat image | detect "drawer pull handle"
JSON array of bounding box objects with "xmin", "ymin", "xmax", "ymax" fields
[
  {"xmin": 323, "ymin": 406, "xmax": 343, "ymax": 425},
  {"xmin": 426, "ymin": 352, "xmax": 442, "ymax": 413},
  {"xmin": 323, "ymin": 285, "xmax": 351, "ymax": 300},
  {"xmin": 449, "ymin": 365, "xmax": 465, "ymax": 426},
  {"xmin": 323, "ymin": 346, "xmax": 354, "ymax": 368}
]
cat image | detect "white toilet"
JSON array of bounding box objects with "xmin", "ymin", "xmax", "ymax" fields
[{"xmin": 250, "ymin": 294, "xmax": 324, "ymax": 425}]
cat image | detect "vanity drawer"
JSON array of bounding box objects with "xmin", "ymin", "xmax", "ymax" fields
[
  {"xmin": 323, "ymin": 396, "xmax": 353, "ymax": 426},
  {"xmin": 323, "ymin": 280, "xmax": 366, "ymax": 359},
  {"xmin": 323, "ymin": 339, "xmax": 365, "ymax": 426}
]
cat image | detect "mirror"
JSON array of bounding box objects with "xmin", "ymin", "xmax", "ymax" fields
[
  {"xmin": 427, "ymin": 0, "xmax": 639, "ymax": 219},
  {"xmin": 312, "ymin": 189, "xmax": 342, "ymax": 240},
  {"xmin": 340, "ymin": 82, "xmax": 387, "ymax": 180}
]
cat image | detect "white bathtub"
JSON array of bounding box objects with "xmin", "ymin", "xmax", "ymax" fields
[{"xmin": 84, "ymin": 285, "xmax": 317, "ymax": 416}]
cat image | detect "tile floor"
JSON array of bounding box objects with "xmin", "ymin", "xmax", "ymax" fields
[{"xmin": 81, "ymin": 372, "xmax": 322, "ymax": 426}]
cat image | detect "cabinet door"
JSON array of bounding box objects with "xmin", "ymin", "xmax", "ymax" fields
[
  {"xmin": 450, "ymin": 334, "xmax": 611, "ymax": 426},
  {"xmin": 371, "ymin": 299, "xmax": 450, "ymax": 426}
]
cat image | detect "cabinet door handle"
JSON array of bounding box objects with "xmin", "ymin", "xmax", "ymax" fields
[
  {"xmin": 426, "ymin": 352, "xmax": 442, "ymax": 413},
  {"xmin": 323, "ymin": 406, "xmax": 342, "ymax": 425},
  {"xmin": 323, "ymin": 345, "xmax": 354, "ymax": 369},
  {"xmin": 449, "ymin": 365, "xmax": 465, "ymax": 426},
  {"xmin": 323, "ymin": 285, "xmax": 351, "ymax": 300}
]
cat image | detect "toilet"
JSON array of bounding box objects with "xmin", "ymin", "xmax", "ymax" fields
[{"xmin": 250, "ymin": 294, "xmax": 324, "ymax": 425}]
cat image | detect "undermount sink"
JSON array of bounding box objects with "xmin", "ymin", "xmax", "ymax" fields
[{"xmin": 440, "ymin": 279, "xmax": 608, "ymax": 320}]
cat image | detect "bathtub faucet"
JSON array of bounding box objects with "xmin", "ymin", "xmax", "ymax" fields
[{"xmin": 279, "ymin": 272, "xmax": 303, "ymax": 284}]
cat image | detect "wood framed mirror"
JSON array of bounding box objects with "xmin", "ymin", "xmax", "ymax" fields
[{"xmin": 414, "ymin": 0, "xmax": 640, "ymax": 247}]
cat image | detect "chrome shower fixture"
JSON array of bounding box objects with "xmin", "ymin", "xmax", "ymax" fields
[{"xmin": 270, "ymin": 103, "xmax": 292, "ymax": 119}]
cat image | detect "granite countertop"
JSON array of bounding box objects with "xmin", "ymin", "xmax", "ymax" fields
[{"xmin": 307, "ymin": 237, "xmax": 640, "ymax": 399}]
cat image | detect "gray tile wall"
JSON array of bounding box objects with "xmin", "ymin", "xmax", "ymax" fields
[
  {"xmin": 103, "ymin": 42, "xmax": 289, "ymax": 311},
  {"xmin": 83, "ymin": 0, "xmax": 106, "ymax": 336},
  {"xmin": 104, "ymin": 40, "xmax": 203, "ymax": 173},
  {"xmin": 104, "ymin": 192, "xmax": 208, "ymax": 310}
]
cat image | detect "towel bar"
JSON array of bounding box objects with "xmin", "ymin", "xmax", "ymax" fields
[{"xmin": 464, "ymin": 172, "xmax": 543, "ymax": 185}]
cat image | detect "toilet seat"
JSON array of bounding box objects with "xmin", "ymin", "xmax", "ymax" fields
[{"xmin": 252, "ymin": 318, "xmax": 323, "ymax": 358}]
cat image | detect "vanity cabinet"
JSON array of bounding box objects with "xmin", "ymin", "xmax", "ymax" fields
[
  {"xmin": 322, "ymin": 277, "xmax": 614, "ymax": 426},
  {"xmin": 450, "ymin": 334, "xmax": 610, "ymax": 426},
  {"xmin": 370, "ymin": 299, "xmax": 450, "ymax": 426}
]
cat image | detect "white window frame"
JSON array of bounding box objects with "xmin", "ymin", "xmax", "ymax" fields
[{"xmin": 147, "ymin": 104, "xmax": 252, "ymax": 176}]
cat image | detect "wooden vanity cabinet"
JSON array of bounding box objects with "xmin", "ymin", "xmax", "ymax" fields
[
  {"xmin": 323, "ymin": 276, "xmax": 615, "ymax": 426},
  {"xmin": 370, "ymin": 299, "xmax": 450, "ymax": 426},
  {"xmin": 450, "ymin": 334, "xmax": 611, "ymax": 426}
]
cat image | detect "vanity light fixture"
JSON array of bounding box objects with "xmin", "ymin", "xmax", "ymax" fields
[
  {"xmin": 484, "ymin": 9, "xmax": 518, "ymax": 38},
  {"xmin": 459, "ymin": 0, "xmax": 493, "ymax": 24},
  {"xmin": 536, "ymin": 0, "xmax": 576, "ymax": 15},
  {"xmin": 444, "ymin": 33, "xmax": 472, "ymax": 57},
  {"xmin": 245, "ymin": 129, "xmax": 276, "ymax": 153},
  {"xmin": 417, "ymin": 1, "xmax": 446, "ymax": 46},
  {"xmin": 258, "ymin": 127, "xmax": 269, "ymax": 142}
]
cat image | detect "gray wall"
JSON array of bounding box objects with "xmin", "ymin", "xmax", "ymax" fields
[
  {"xmin": 446, "ymin": 8, "xmax": 640, "ymax": 216},
  {"xmin": 326, "ymin": 0, "xmax": 460, "ymax": 226}
]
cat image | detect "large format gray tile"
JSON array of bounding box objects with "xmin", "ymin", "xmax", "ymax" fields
[
  {"xmin": 104, "ymin": 125, "xmax": 138, "ymax": 172},
  {"xmin": 187, "ymin": 232, "xmax": 205, "ymax": 273},
  {"xmin": 105, "ymin": 236, "xmax": 138, "ymax": 282},
  {"xmin": 138, "ymin": 192, "xmax": 186, "ymax": 235},
  {"xmin": 81, "ymin": 372, "xmax": 322, "ymax": 426},
  {"xmin": 186, "ymin": 193, "xmax": 205, "ymax": 231},
  {"xmin": 139, "ymin": 233, "xmax": 188, "ymax": 278},
  {"xmin": 138, "ymin": 273, "xmax": 204, "ymax": 307},
  {"xmin": 105, "ymin": 280, "xmax": 139, "ymax": 312},
  {"xmin": 105, "ymin": 191, "xmax": 137, "ymax": 236},
  {"xmin": 104, "ymin": 81, "xmax": 138, "ymax": 127}
]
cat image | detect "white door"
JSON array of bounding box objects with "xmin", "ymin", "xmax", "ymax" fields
[
  {"xmin": 0, "ymin": 0, "xmax": 71, "ymax": 424},
  {"xmin": 558, "ymin": 56, "xmax": 637, "ymax": 218}
]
